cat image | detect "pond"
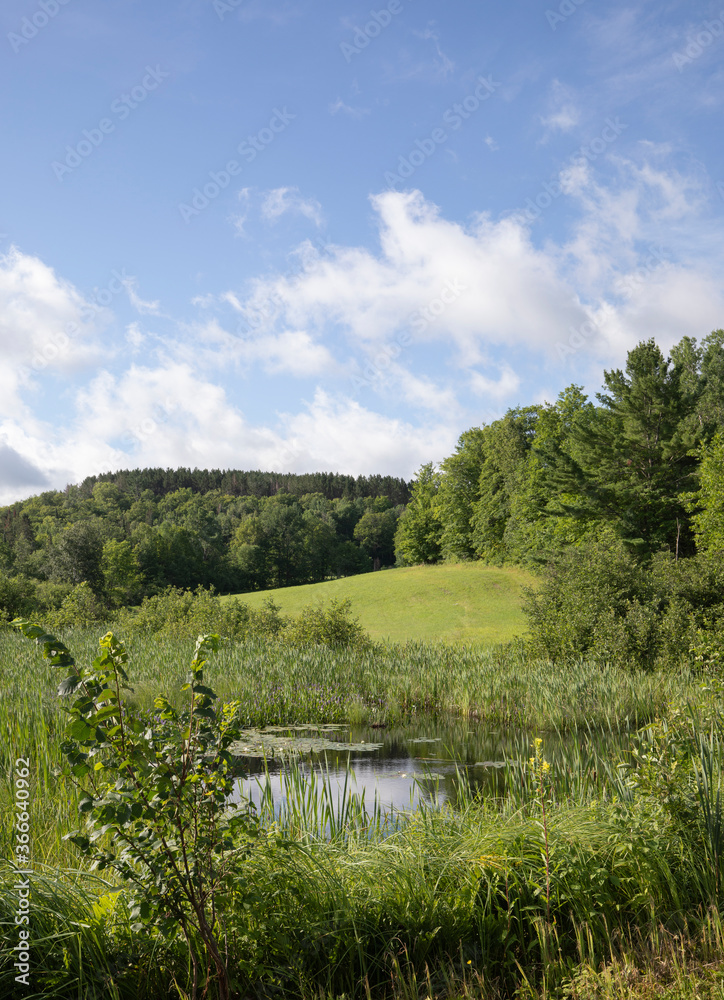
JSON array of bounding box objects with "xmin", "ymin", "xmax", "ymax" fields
[{"xmin": 232, "ymin": 716, "xmax": 631, "ymax": 815}]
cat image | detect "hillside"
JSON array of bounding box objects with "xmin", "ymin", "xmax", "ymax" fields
[{"xmin": 224, "ymin": 562, "xmax": 535, "ymax": 644}]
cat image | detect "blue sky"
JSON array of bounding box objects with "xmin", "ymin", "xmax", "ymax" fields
[{"xmin": 1, "ymin": 0, "xmax": 724, "ymax": 503}]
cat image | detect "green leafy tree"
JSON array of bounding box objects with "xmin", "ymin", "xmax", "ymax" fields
[
  {"xmin": 470, "ymin": 408, "xmax": 538, "ymax": 562},
  {"xmin": 394, "ymin": 463, "xmax": 443, "ymax": 565},
  {"xmin": 688, "ymin": 432, "xmax": 724, "ymax": 554},
  {"xmin": 435, "ymin": 429, "xmax": 486, "ymax": 559},
  {"xmin": 537, "ymin": 340, "xmax": 701, "ymax": 555},
  {"xmin": 48, "ymin": 520, "xmax": 105, "ymax": 595},
  {"xmin": 353, "ymin": 508, "xmax": 399, "ymax": 570},
  {"xmin": 102, "ymin": 539, "xmax": 145, "ymax": 607}
]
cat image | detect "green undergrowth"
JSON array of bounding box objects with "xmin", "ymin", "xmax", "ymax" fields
[{"xmin": 0, "ymin": 628, "xmax": 695, "ymax": 735}]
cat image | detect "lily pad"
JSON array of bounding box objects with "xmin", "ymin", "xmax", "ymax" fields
[{"xmin": 229, "ymin": 728, "xmax": 383, "ymax": 759}]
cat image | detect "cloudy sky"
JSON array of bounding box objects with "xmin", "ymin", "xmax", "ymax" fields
[{"xmin": 1, "ymin": 0, "xmax": 723, "ymax": 504}]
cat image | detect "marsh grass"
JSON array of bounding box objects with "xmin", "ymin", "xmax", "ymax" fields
[{"xmin": 0, "ymin": 626, "xmax": 720, "ymax": 998}]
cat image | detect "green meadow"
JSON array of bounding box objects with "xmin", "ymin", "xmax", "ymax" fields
[{"xmin": 223, "ymin": 562, "xmax": 535, "ymax": 644}]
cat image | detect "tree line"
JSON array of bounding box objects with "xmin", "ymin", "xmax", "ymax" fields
[
  {"xmin": 396, "ymin": 332, "xmax": 724, "ymax": 565},
  {"xmin": 0, "ymin": 469, "xmax": 408, "ymax": 618}
]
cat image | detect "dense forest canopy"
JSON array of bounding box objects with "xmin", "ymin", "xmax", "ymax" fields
[
  {"xmin": 0, "ymin": 468, "xmax": 409, "ymax": 613},
  {"xmin": 396, "ymin": 332, "xmax": 724, "ymax": 566}
]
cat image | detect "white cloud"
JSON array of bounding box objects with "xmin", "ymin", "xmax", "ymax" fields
[
  {"xmin": 469, "ymin": 366, "xmax": 521, "ymax": 401},
  {"xmin": 540, "ymin": 79, "xmax": 581, "ymax": 137},
  {"xmin": 190, "ymin": 320, "xmax": 339, "ymax": 377},
  {"xmin": 126, "ymin": 322, "xmax": 144, "ymax": 348},
  {"xmin": 0, "ymin": 247, "xmax": 105, "ymax": 418},
  {"xmin": 260, "ymin": 187, "xmax": 323, "ymax": 227},
  {"xmin": 123, "ymin": 276, "xmax": 161, "ymax": 315},
  {"xmin": 234, "ymin": 189, "xmax": 590, "ymax": 365},
  {"xmin": 0, "ymin": 370, "xmax": 457, "ymax": 504}
]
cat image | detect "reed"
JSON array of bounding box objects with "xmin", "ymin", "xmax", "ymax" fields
[{"xmin": 0, "ymin": 625, "xmax": 721, "ymax": 998}]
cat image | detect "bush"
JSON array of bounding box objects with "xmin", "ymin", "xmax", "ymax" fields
[
  {"xmin": 116, "ymin": 585, "xmax": 287, "ymax": 640},
  {"xmin": 116, "ymin": 586, "xmax": 371, "ymax": 648},
  {"xmin": 43, "ymin": 581, "xmax": 110, "ymax": 631},
  {"xmin": 0, "ymin": 573, "xmax": 37, "ymax": 622},
  {"xmin": 524, "ymin": 538, "xmax": 724, "ymax": 668},
  {"xmin": 282, "ymin": 597, "xmax": 370, "ymax": 648}
]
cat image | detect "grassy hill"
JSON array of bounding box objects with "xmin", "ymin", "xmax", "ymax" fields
[{"xmin": 223, "ymin": 563, "xmax": 536, "ymax": 644}]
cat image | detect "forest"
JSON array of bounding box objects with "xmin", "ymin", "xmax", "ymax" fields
[
  {"xmin": 0, "ymin": 468, "xmax": 409, "ymax": 617},
  {"xmin": 396, "ymin": 332, "xmax": 724, "ymax": 666}
]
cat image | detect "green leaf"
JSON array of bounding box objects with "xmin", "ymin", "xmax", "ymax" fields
[{"xmin": 68, "ymin": 719, "xmax": 96, "ymax": 741}]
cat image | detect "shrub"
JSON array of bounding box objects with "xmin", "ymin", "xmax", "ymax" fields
[
  {"xmin": 282, "ymin": 597, "xmax": 370, "ymax": 648},
  {"xmin": 116, "ymin": 586, "xmax": 370, "ymax": 648},
  {"xmin": 12, "ymin": 621, "xmax": 259, "ymax": 1000},
  {"xmin": 523, "ymin": 538, "xmax": 724, "ymax": 668},
  {"xmin": 43, "ymin": 581, "xmax": 110, "ymax": 631},
  {"xmin": 116, "ymin": 585, "xmax": 288, "ymax": 640}
]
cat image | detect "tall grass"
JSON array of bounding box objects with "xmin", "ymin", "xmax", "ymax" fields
[
  {"xmin": 0, "ymin": 628, "xmax": 697, "ymax": 731},
  {"xmin": 0, "ymin": 625, "xmax": 720, "ymax": 998}
]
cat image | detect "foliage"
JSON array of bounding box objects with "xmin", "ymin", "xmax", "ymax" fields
[
  {"xmin": 688, "ymin": 431, "xmax": 724, "ymax": 555},
  {"xmin": 281, "ymin": 597, "xmax": 370, "ymax": 648},
  {"xmin": 394, "ymin": 463, "xmax": 444, "ymax": 565},
  {"xmin": 0, "ymin": 623, "xmax": 719, "ymax": 998},
  {"xmin": 12, "ymin": 620, "xmax": 259, "ymax": 1000},
  {"xmin": 353, "ymin": 507, "xmax": 401, "ymax": 569},
  {"xmin": 0, "ymin": 475, "xmax": 409, "ymax": 607},
  {"xmin": 523, "ymin": 537, "xmax": 724, "ymax": 667},
  {"xmin": 116, "ymin": 584, "xmax": 288, "ymax": 641},
  {"xmin": 44, "ymin": 581, "xmax": 110, "ymax": 631}
]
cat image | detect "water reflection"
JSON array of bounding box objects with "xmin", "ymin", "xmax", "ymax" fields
[{"xmin": 234, "ymin": 717, "xmax": 631, "ymax": 813}]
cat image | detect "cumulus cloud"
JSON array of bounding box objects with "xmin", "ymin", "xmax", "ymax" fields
[
  {"xmin": 234, "ymin": 189, "xmax": 591, "ymax": 365},
  {"xmin": 0, "ymin": 367, "xmax": 457, "ymax": 504},
  {"xmin": 0, "ymin": 442, "xmax": 49, "ymax": 490},
  {"xmin": 5, "ymin": 151, "xmax": 724, "ymax": 505},
  {"xmin": 186, "ymin": 320, "xmax": 339, "ymax": 377},
  {"xmin": 0, "ymin": 247, "xmax": 106, "ymax": 418}
]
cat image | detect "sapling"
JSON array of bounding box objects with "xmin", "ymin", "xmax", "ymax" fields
[{"xmin": 13, "ymin": 619, "xmax": 257, "ymax": 1000}]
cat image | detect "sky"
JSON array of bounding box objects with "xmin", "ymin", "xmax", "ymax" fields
[{"xmin": 1, "ymin": 0, "xmax": 723, "ymax": 505}]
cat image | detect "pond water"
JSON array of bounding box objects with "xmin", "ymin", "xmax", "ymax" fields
[{"xmin": 232, "ymin": 717, "xmax": 630, "ymax": 814}]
